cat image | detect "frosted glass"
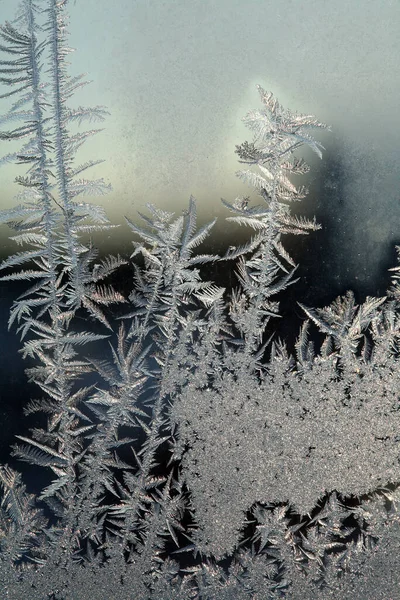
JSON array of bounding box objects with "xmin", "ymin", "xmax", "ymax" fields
[{"xmin": 1, "ymin": 1, "xmax": 400, "ymax": 598}]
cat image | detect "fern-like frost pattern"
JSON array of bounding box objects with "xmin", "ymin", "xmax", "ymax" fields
[{"xmin": 0, "ymin": 2, "xmax": 400, "ymax": 599}]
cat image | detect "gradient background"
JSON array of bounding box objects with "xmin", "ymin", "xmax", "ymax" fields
[
  {"xmin": 0, "ymin": 0, "xmax": 399, "ymax": 301},
  {"xmin": 0, "ymin": 0, "xmax": 399, "ymax": 487}
]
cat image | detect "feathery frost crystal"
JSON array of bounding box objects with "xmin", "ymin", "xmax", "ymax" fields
[{"xmin": 1, "ymin": 1, "xmax": 400, "ymax": 598}]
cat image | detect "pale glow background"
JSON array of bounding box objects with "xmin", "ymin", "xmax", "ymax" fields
[{"xmin": 0, "ymin": 0, "xmax": 399, "ymax": 299}]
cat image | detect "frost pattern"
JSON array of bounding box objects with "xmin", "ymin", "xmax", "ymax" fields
[{"xmin": 1, "ymin": 1, "xmax": 400, "ymax": 599}]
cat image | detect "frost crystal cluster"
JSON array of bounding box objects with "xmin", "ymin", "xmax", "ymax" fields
[{"xmin": 1, "ymin": 1, "xmax": 400, "ymax": 599}]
